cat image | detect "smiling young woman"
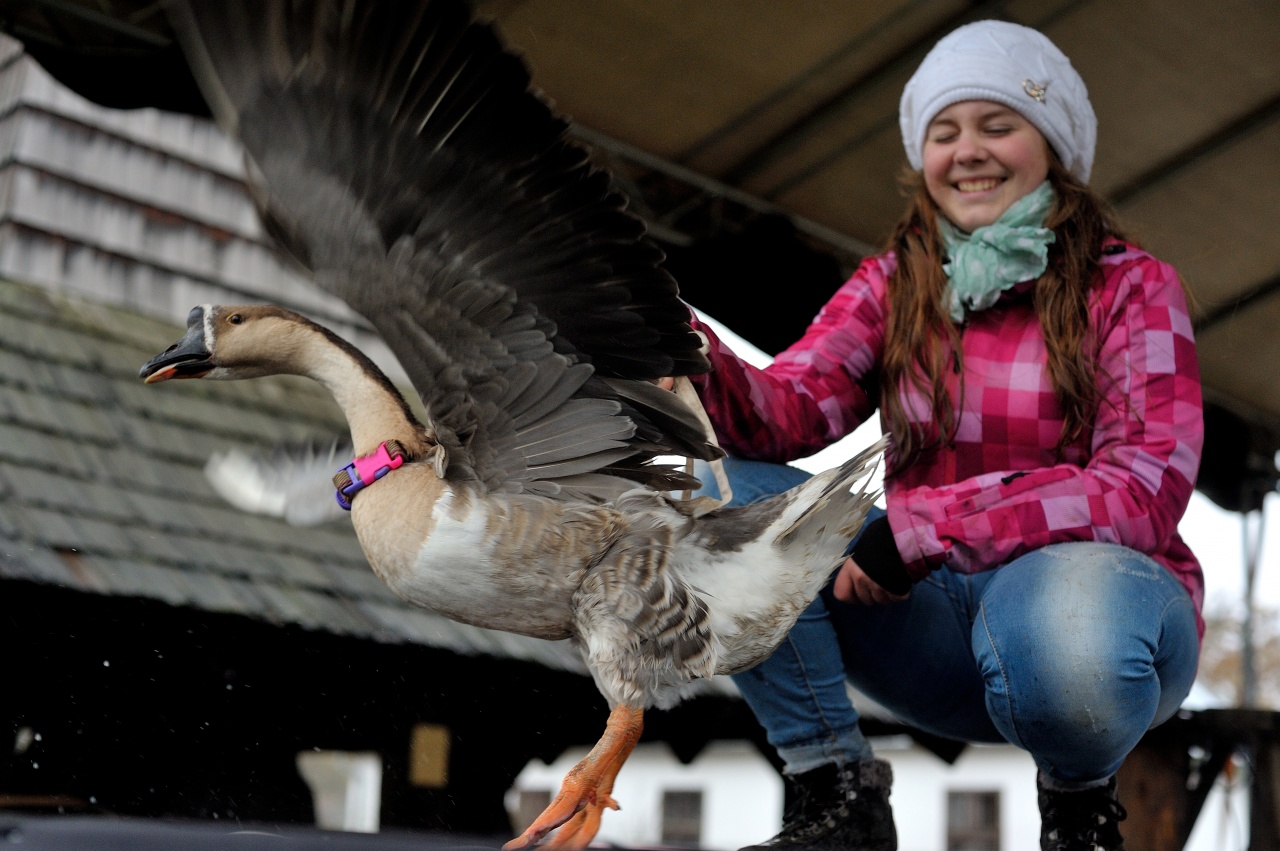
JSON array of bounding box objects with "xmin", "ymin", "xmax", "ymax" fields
[
  {"xmin": 680, "ymin": 18, "xmax": 1203, "ymax": 851},
  {"xmin": 921, "ymin": 101, "xmax": 1052, "ymax": 233}
]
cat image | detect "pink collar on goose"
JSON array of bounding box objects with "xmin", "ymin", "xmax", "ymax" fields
[{"xmin": 333, "ymin": 441, "xmax": 406, "ymax": 510}]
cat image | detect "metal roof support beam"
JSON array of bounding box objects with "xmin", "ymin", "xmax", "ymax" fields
[
  {"xmin": 1110, "ymin": 91, "xmax": 1280, "ymax": 207},
  {"xmin": 674, "ymin": 0, "xmax": 938, "ymax": 169},
  {"xmin": 773, "ymin": 2, "xmax": 1100, "ymax": 202},
  {"xmin": 1194, "ymin": 271, "xmax": 1280, "ymax": 335},
  {"xmin": 715, "ymin": 0, "xmax": 1089, "ymax": 194},
  {"xmin": 573, "ymin": 124, "xmax": 878, "ymax": 259},
  {"xmin": 718, "ymin": 0, "xmax": 1011, "ymax": 190}
]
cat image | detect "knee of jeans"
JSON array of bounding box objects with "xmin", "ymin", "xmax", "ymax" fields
[{"xmin": 980, "ymin": 629, "xmax": 1157, "ymax": 772}]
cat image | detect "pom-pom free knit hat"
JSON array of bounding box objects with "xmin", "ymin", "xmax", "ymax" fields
[{"xmin": 899, "ymin": 20, "xmax": 1097, "ymax": 183}]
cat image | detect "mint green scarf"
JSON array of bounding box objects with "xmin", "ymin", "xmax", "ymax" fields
[{"xmin": 938, "ymin": 181, "xmax": 1056, "ymax": 323}]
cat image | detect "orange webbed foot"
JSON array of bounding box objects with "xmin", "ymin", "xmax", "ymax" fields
[{"xmin": 503, "ymin": 705, "xmax": 643, "ymax": 850}]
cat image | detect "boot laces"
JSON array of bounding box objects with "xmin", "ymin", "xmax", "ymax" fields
[
  {"xmin": 772, "ymin": 769, "xmax": 857, "ymax": 841},
  {"xmin": 1042, "ymin": 784, "xmax": 1127, "ymax": 850}
]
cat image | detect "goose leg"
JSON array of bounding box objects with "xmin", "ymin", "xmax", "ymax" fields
[
  {"xmin": 539, "ymin": 720, "xmax": 636, "ymax": 850},
  {"xmin": 504, "ymin": 704, "xmax": 644, "ymax": 850}
]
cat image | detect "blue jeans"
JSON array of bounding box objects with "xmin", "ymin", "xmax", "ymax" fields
[{"xmin": 699, "ymin": 457, "xmax": 1201, "ymax": 788}]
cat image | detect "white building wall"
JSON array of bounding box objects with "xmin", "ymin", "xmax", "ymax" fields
[
  {"xmin": 511, "ymin": 740, "xmax": 783, "ymax": 851},
  {"xmin": 511, "ymin": 735, "xmax": 1251, "ymax": 851},
  {"xmin": 874, "ymin": 738, "xmax": 1039, "ymax": 851}
]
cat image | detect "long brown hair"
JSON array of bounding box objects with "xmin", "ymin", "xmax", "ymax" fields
[{"xmin": 879, "ymin": 158, "xmax": 1127, "ymax": 476}]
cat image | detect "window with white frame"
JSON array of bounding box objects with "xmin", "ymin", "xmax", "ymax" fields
[
  {"xmin": 513, "ymin": 789, "xmax": 552, "ymax": 835},
  {"xmin": 946, "ymin": 789, "xmax": 1000, "ymax": 851},
  {"xmin": 661, "ymin": 789, "xmax": 703, "ymax": 846}
]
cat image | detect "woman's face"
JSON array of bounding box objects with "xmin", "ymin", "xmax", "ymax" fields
[{"xmin": 922, "ymin": 100, "xmax": 1051, "ymax": 232}]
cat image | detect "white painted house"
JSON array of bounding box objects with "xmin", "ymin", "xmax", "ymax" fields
[{"xmin": 508, "ymin": 714, "xmax": 1249, "ymax": 851}]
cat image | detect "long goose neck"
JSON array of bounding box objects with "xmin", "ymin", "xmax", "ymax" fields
[{"xmin": 291, "ymin": 323, "xmax": 426, "ymax": 457}]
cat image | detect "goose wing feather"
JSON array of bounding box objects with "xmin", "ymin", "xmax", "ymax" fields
[{"xmin": 168, "ymin": 0, "xmax": 718, "ymax": 493}]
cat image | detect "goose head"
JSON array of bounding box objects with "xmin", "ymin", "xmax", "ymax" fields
[{"xmin": 140, "ymin": 304, "xmax": 332, "ymax": 383}]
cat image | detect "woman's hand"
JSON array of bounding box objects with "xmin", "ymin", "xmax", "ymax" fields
[
  {"xmin": 837, "ymin": 516, "xmax": 912, "ymax": 604},
  {"xmin": 655, "ymin": 376, "xmax": 675, "ymax": 391},
  {"xmin": 833, "ymin": 556, "xmax": 910, "ymax": 606}
]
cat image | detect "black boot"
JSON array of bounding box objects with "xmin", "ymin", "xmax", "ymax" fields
[
  {"xmin": 1038, "ymin": 774, "xmax": 1127, "ymax": 850},
  {"xmin": 739, "ymin": 759, "xmax": 897, "ymax": 851}
]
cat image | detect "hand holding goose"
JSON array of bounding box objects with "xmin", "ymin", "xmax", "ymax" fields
[{"xmin": 139, "ymin": 1, "xmax": 885, "ymax": 846}]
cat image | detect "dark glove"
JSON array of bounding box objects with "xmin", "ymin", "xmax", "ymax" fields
[{"xmin": 849, "ymin": 516, "xmax": 912, "ymax": 595}]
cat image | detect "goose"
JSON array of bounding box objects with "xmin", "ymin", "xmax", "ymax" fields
[{"xmin": 139, "ymin": 1, "xmax": 887, "ymax": 847}]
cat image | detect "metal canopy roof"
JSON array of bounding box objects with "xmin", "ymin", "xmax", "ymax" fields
[{"xmin": 3, "ymin": 0, "xmax": 1278, "ymax": 508}]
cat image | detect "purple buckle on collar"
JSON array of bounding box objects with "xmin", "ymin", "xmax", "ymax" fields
[{"xmin": 334, "ymin": 441, "xmax": 405, "ymax": 510}]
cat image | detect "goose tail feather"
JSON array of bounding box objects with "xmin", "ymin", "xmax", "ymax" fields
[{"xmin": 774, "ymin": 434, "xmax": 888, "ymax": 549}]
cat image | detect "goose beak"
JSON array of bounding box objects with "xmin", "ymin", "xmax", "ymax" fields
[{"xmin": 139, "ymin": 323, "xmax": 212, "ymax": 383}]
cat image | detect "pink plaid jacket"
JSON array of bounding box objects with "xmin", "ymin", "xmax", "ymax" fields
[{"xmin": 689, "ymin": 239, "xmax": 1204, "ymax": 635}]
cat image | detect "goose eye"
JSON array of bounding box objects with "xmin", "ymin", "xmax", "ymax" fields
[{"xmin": 228, "ymin": 314, "xmax": 243, "ymax": 325}]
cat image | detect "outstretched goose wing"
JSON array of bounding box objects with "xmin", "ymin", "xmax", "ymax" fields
[{"xmin": 167, "ymin": 0, "xmax": 719, "ymax": 495}]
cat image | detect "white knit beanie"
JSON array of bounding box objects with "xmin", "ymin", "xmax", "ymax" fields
[{"xmin": 899, "ymin": 20, "xmax": 1097, "ymax": 183}]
